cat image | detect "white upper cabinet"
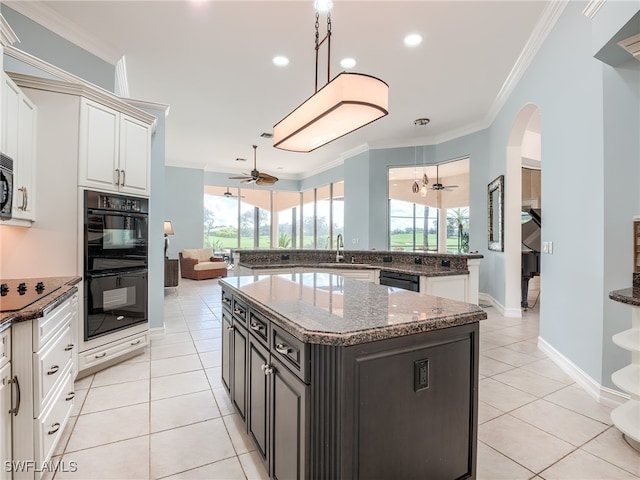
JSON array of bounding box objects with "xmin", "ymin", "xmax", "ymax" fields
[
  {"xmin": 2, "ymin": 72, "xmax": 37, "ymax": 223},
  {"xmin": 79, "ymin": 98, "xmax": 150, "ymax": 196}
]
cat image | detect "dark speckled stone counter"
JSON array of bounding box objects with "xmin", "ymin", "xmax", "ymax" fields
[
  {"xmin": 0, "ymin": 276, "xmax": 81, "ymax": 330},
  {"xmin": 609, "ymin": 288, "xmax": 640, "ymax": 307},
  {"xmin": 220, "ymin": 272, "xmax": 486, "ymax": 346}
]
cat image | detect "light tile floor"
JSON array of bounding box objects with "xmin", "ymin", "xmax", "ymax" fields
[{"xmin": 51, "ymin": 278, "xmax": 640, "ymax": 479}]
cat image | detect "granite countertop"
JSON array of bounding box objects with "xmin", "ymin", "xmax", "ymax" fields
[
  {"xmin": 221, "ymin": 272, "xmax": 486, "ymax": 346},
  {"xmin": 609, "ymin": 288, "xmax": 640, "ymax": 307},
  {"xmin": 0, "ymin": 276, "xmax": 82, "ymax": 329},
  {"xmin": 240, "ymin": 262, "xmax": 469, "ymax": 277}
]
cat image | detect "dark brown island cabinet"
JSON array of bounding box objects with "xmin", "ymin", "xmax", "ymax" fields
[{"xmin": 220, "ymin": 273, "xmax": 486, "ymax": 480}]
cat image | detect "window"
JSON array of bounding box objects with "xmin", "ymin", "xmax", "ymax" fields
[
  {"xmin": 332, "ymin": 181, "xmax": 344, "ymax": 248},
  {"xmin": 301, "ymin": 190, "xmax": 315, "ymax": 249},
  {"xmin": 204, "ymin": 186, "xmax": 240, "ymax": 251},
  {"xmin": 389, "ymin": 200, "xmax": 438, "ymax": 251},
  {"xmin": 316, "ymin": 185, "xmax": 332, "ymax": 249},
  {"xmin": 274, "ymin": 191, "xmax": 300, "ymax": 248}
]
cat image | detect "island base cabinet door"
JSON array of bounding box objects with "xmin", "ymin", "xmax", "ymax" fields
[
  {"xmin": 221, "ymin": 310, "xmax": 232, "ymax": 393},
  {"xmin": 271, "ymin": 357, "xmax": 308, "ymax": 480},
  {"xmin": 247, "ymin": 337, "xmax": 269, "ymax": 464},
  {"xmin": 232, "ymin": 323, "xmax": 248, "ymax": 419}
]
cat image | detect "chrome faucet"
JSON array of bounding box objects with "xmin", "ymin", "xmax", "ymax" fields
[{"xmin": 336, "ymin": 234, "xmax": 344, "ymax": 262}]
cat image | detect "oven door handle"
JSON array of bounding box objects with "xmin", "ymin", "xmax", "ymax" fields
[
  {"xmin": 87, "ymin": 269, "xmax": 148, "ymax": 279},
  {"xmin": 86, "ymin": 209, "xmax": 148, "ymax": 218}
]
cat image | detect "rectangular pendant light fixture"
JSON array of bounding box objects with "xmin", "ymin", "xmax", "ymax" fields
[{"xmin": 273, "ymin": 72, "xmax": 389, "ymax": 153}]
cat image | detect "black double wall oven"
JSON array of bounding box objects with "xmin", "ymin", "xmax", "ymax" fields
[{"xmin": 84, "ymin": 190, "xmax": 148, "ymax": 341}]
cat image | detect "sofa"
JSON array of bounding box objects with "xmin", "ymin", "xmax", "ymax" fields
[{"xmin": 179, "ymin": 248, "xmax": 228, "ymax": 280}]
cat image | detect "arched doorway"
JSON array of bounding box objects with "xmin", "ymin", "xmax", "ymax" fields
[{"xmin": 505, "ymin": 104, "xmax": 541, "ymax": 317}]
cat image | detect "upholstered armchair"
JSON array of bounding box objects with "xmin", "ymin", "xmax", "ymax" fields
[{"xmin": 179, "ymin": 248, "xmax": 228, "ymax": 280}]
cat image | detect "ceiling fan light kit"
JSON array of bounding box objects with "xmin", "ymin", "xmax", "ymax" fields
[{"xmin": 273, "ymin": 2, "xmax": 389, "ymax": 153}]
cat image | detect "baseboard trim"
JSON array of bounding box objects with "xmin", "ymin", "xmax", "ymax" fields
[
  {"xmin": 537, "ymin": 337, "xmax": 628, "ymax": 408},
  {"xmin": 478, "ymin": 292, "xmax": 522, "ymax": 318},
  {"xmin": 149, "ymin": 325, "xmax": 166, "ymax": 337}
]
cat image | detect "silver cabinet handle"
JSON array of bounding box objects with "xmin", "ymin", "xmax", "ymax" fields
[
  {"xmin": 131, "ymin": 339, "xmax": 142, "ymax": 346},
  {"xmin": 121, "ymin": 169, "xmax": 125, "ymax": 186},
  {"xmin": 261, "ymin": 364, "xmax": 273, "ymax": 376},
  {"xmin": 65, "ymin": 392, "xmax": 75, "ymax": 401},
  {"xmin": 64, "ymin": 343, "xmax": 74, "ymax": 351},
  {"xmin": 233, "ymin": 308, "xmax": 244, "ymax": 316},
  {"xmin": 95, "ymin": 352, "xmax": 107, "ymax": 359},
  {"xmin": 17, "ymin": 187, "xmax": 26, "ymax": 210},
  {"xmin": 226, "ymin": 325, "xmax": 235, "ymax": 332},
  {"xmin": 48, "ymin": 422, "xmax": 61, "ymax": 435},
  {"xmin": 115, "ymin": 168, "xmax": 120, "ymax": 186},
  {"xmin": 275, "ymin": 344, "xmax": 290, "ymax": 355},
  {"xmin": 9, "ymin": 376, "xmax": 20, "ymax": 416},
  {"xmin": 47, "ymin": 365, "xmax": 60, "ymax": 375},
  {"xmin": 23, "ymin": 187, "xmax": 28, "ymax": 210},
  {"xmin": 250, "ymin": 322, "xmax": 263, "ymax": 331}
]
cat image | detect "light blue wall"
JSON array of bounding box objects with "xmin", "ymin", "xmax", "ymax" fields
[
  {"xmin": 165, "ymin": 167, "xmax": 205, "ymax": 257},
  {"xmin": 1, "ymin": 5, "xmax": 115, "ymax": 91}
]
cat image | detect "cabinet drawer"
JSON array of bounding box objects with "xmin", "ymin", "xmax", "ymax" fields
[
  {"xmin": 78, "ymin": 331, "xmax": 148, "ymax": 371},
  {"xmin": 0, "ymin": 327, "xmax": 10, "ymax": 369},
  {"xmin": 34, "ymin": 322, "xmax": 73, "ymax": 415},
  {"xmin": 232, "ymin": 297, "xmax": 248, "ymax": 325},
  {"xmin": 33, "ymin": 293, "xmax": 78, "ymax": 350},
  {"xmin": 248, "ymin": 310, "xmax": 269, "ymax": 346},
  {"xmin": 271, "ymin": 325, "xmax": 309, "ymax": 383},
  {"xmin": 34, "ymin": 365, "xmax": 74, "ymax": 471},
  {"xmin": 221, "ymin": 288, "xmax": 232, "ymax": 311}
]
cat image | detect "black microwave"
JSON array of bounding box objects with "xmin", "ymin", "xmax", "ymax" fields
[{"xmin": 0, "ymin": 153, "xmax": 13, "ymax": 220}]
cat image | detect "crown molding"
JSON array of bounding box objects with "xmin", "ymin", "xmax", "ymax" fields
[
  {"xmin": 7, "ymin": 71, "xmax": 157, "ymax": 126},
  {"xmin": 3, "ymin": 0, "xmax": 122, "ymax": 64},
  {"xmin": 115, "ymin": 56, "xmax": 129, "ymax": 98},
  {"xmin": 485, "ymin": 0, "xmax": 568, "ymax": 127},
  {"xmin": 0, "ymin": 12, "xmax": 19, "ymax": 46},
  {"xmin": 5, "ymin": 45, "xmax": 80, "ymax": 82},
  {"xmin": 582, "ymin": 0, "xmax": 607, "ymax": 19}
]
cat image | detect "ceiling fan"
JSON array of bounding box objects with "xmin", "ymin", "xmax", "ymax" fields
[
  {"xmin": 216, "ymin": 187, "xmax": 244, "ymax": 199},
  {"xmin": 431, "ymin": 164, "xmax": 459, "ymax": 191},
  {"xmin": 229, "ymin": 145, "xmax": 279, "ymax": 186}
]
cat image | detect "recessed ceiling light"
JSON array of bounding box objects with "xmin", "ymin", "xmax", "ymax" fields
[
  {"xmin": 340, "ymin": 57, "xmax": 356, "ymax": 69},
  {"xmin": 404, "ymin": 33, "xmax": 423, "ymax": 47},
  {"xmin": 414, "ymin": 117, "xmax": 430, "ymax": 126},
  {"xmin": 273, "ymin": 56, "xmax": 289, "ymax": 67}
]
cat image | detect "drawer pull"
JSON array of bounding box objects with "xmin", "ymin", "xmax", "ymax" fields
[
  {"xmin": 233, "ymin": 308, "xmax": 245, "ymax": 316},
  {"xmin": 48, "ymin": 423, "xmax": 61, "ymax": 435},
  {"xmin": 47, "ymin": 365, "xmax": 60, "ymax": 375},
  {"xmin": 95, "ymin": 352, "xmax": 107, "ymax": 359},
  {"xmin": 9, "ymin": 376, "xmax": 20, "ymax": 416},
  {"xmin": 66, "ymin": 392, "xmax": 75, "ymax": 401},
  {"xmin": 64, "ymin": 343, "xmax": 74, "ymax": 351},
  {"xmin": 250, "ymin": 322, "xmax": 263, "ymax": 332},
  {"xmin": 261, "ymin": 364, "xmax": 273, "ymax": 376},
  {"xmin": 131, "ymin": 339, "xmax": 142, "ymax": 346},
  {"xmin": 222, "ymin": 297, "xmax": 231, "ymax": 304},
  {"xmin": 275, "ymin": 344, "xmax": 290, "ymax": 355},
  {"xmin": 226, "ymin": 325, "xmax": 235, "ymax": 332}
]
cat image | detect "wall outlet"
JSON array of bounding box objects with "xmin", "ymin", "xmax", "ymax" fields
[
  {"xmin": 414, "ymin": 359, "xmax": 429, "ymax": 392},
  {"xmin": 281, "ymin": 254, "xmax": 290, "ymax": 260},
  {"xmin": 414, "ymin": 257, "xmax": 423, "ymax": 265},
  {"xmin": 542, "ymin": 241, "xmax": 553, "ymax": 254},
  {"xmin": 383, "ymin": 255, "xmax": 393, "ymax": 263},
  {"xmin": 441, "ymin": 259, "xmax": 451, "ymax": 267}
]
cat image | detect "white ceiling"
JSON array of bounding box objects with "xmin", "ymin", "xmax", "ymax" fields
[{"xmin": 6, "ymin": 0, "xmax": 553, "ymax": 180}]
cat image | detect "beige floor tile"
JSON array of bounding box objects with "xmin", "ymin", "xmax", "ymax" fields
[
  {"xmin": 186, "ymin": 320, "xmax": 218, "ymax": 331},
  {"xmin": 482, "ymin": 346, "xmax": 540, "ymax": 367},
  {"xmin": 510, "ymin": 399, "xmax": 609, "ymax": 447},
  {"xmin": 223, "ymin": 413, "xmax": 256, "ymax": 455},
  {"xmin": 194, "ymin": 338, "xmax": 220, "ymax": 353},
  {"xmin": 82, "ymin": 379, "xmax": 149, "ymax": 414},
  {"xmin": 520, "ymin": 357, "xmax": 575, "ymax": 384},
  {"xmin": 164, "ymin": 457, "xmax": 246, "ymax": 479},
  {"xmin": 70, "ymin": 388, "xmax": 89, "ymax": 417},
  {"xmin": 499, "ymin": 325, "xmax": 539, "ymax": 341},
  {"xmin": 479, "ymin": 377, "xmax": 537, "ymax": 412},
  {"xmin": 53, "ymin": 416, "xmax": 77, "ymax": 457},
  {"xmin": 479, "ymin": 355, "xmax": 514, "ymax": 377},
  {"xmin": 151, "ymin": 390, "xmax": 220, "ymax": 433},
  {"xmin": 56, "ymin": 436, "xmax": 149, "ymax": 480},
  {"xmin": 581, "ymin": 427, "xmax": 640, "ymax": 477},
  {"xmin": 151, "ymin": 354, "xmax": 203, "ymax": 378},
  {"xmin": 503, "ymin": 340, "xmax": 546, "ymax": 359},
  {"xmin": 205, "ymin": 367, "xmax": 224, "ymax": 389},
  {"xmin": 238, "ymin": 451, "xmax": 269, "ymax": 480},
  {"xmin": 190, "ymin": 328, "xmax": 220, "ymax": 341},
  {"xmin": 479, "ymin": 414, "xmax": 574, "ymax": 473},
  {"xmin": 165, "ymin": 322, "xmax": 189, "ymax": 334},
  {"xmin": 66, "ymin": 403, "xmax": 149, "ymax": 453},
  {"xmin": 492, "ymin": 368, "xmax": 566, "ymax": 398},
  {"xmin": 91, "ymin": 360, "xmax": 150, "ymax": 388},
  {"xmin": 151, "ymin": 340, "xmax": 197, "ymax": 360},
  {"xmin": 213, "ymin": 388, "xmax": 236, "ymax": 416},
  {"xmin": 478, "ymin": 400, "xmax": 505, "ymax": 425},
  {"xmin": 199, "ymin": 351, "xmax": 221, "ymax": 369},
  {"xmin": 540, "ymin": 448, "xmax": 639, "ymax": 479},
  {"xmin": 544, "ymin": 385, "xmax": 613, "ymax": 425},
  {"xmin": 150, "ymin": 370, "xmax": 210, "ymax": 401},
  {"xmin": 476, "ymin": 441, "xmax": 535, "ymax": 480},
  {"xmin": 151, "ymin": 331, "xmax": 193, "ymax": 346},
  {"xmin": 73, "ymin": 374, "xmax": 94, "ymax": 390},
  {"xmin": 150, "ymin": 419, "xmax": 236, "ymax": 479}
]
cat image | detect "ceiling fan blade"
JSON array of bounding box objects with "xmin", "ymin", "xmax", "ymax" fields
[
  {"xmin": 228, "ymin": 175, "xmax": 250, "ymax": 180},
  {"xmin": 258, "ymin": 172, "xmax": 278, "ymax": 181},
  {"xmin": 240, "ymin": 178, "xmax": 255, "ymax": 184},
  {"xmin": 256, "ymin": 176, "xmax": 278, "ymax": 186}
]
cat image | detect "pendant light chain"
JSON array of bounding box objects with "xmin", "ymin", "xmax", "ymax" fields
[{"xmin": 314, "ymin": 7, "xmax": 332, "ymax": 93}]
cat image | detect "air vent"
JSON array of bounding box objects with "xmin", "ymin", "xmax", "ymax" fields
[
  {"xmin": 235, "ymin": 158, "xmax": 247, "ymax": 162},
  {"xmin": 618, "ymin": 33, "xmax": 640, "ymax": 59},
  {"xmin": 260, "ymin": 132, "xmax": 273, "ymax": 139}
]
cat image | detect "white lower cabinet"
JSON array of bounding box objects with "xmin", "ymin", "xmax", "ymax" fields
[
  {"xmin": 11, "ymin": 293, "xmax": 78, "ymax": 479},
  {"xmin": 78, "ymin": 330, "xmax": 148, "ymax": 373},
  {"xmin": 421, "ymin": 275, "xmax": 469, "ymax": 302},
  {"xmin": 0, "ymin": 327, "xmax": 11, "ymax": 480}
]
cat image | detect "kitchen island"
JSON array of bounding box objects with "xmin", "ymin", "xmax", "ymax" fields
[{"xmin": 220, "ymin": 272, "xmax": 486, "ymax": 480}]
